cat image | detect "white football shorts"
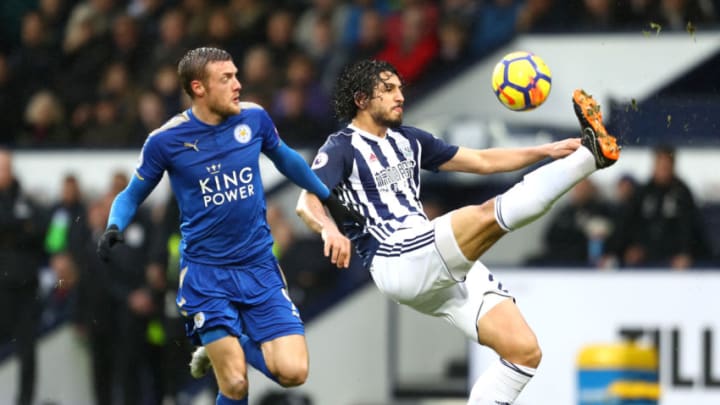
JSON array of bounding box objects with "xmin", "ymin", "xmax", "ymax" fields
[{"xmin": 370, "ymin": 212, "xmax": 513, "ymax": 341}]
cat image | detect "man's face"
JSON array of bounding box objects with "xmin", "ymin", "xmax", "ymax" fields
[
  {"xmin": 366, "ymin": 71, "xmax": 404, "ymax": 127},
  {"xmin": 653, "ymin": 152, "xmax": 674, "ymax": 186},
  {"xmin": 201, "ymin": 60, "xmax": 242, "ymax": 117},
  {"xmin": 0, "ymin": 151, "xmax": 13, "ymax": 190}
]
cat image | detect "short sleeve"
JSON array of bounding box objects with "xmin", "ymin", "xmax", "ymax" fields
[
  {"xmin": 402, "ymin": 126, "xmax": 458, "ymax": 171},
  {"xmin": 135, "ymin": 134, "xmax": 167, "ymax": 182},
  {"xmin": 253, "ymin": 107, "xmax": 280, "ymax": 152},
  {"xmin": 310, "ymin": 135, "xmax": 353, "ymax": 189}
]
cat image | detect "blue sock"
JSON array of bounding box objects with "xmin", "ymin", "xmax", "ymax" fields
[
  {"xmin": 240, "ymin": 334, "xmax": 278, "ymax": 383},
  {"xmin": 216, "ymin": 392, "xmax": 247, "ymax": 405}
]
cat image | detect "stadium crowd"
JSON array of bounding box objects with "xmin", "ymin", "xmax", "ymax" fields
[
  {"xmin": 1, "ymin": 0, "xmax": 719, "ymax": 150},
  {"xmin": 1, "ymin": 0, "xmax": 719, "ymax": 404}
]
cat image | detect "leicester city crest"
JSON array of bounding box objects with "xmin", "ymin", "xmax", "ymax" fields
[{"xmin": 234, "ymin": 124, "xmax": 252, "ymax": 144}]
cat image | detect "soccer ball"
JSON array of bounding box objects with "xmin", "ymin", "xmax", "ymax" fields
[{"xmin": 491, "ymin": 51, "xmax": 552, "ymax": 111}]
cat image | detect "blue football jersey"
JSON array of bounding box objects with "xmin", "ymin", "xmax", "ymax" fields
[
  {"xmin": 310, "ymin": 124, "xmax": 458, "ymax": 266},
  {"xmin": 136, "ymin": 103, "xmax": 279, "ymax": 266}
]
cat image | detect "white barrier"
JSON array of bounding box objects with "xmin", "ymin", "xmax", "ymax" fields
[{"xmin": 469, "ymin": 270, "xmax": 720, "ymax": 405}]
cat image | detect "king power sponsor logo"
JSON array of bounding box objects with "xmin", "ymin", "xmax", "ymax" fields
[{"xmin": 199, "ymin": 164, "xmax": 255, "ymax": 207}]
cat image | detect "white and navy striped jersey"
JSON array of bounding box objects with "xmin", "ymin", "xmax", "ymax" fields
[{"xmin": 310, "ymin": 124, "xmax": 458, "ymax": 267}]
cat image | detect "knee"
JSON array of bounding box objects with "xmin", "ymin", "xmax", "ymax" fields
[
  {"xmin": 275, "ymin": 360, "xmax": 309, "ymax": 387},
  {"xmin": 509, "ymin": 336, "xmax": 542, "ymax": 369},
  {"xmin": 217, "ymin": 373, "xmax": 249, "ymax": 400}
]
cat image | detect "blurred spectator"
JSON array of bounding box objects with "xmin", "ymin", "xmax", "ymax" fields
[
  {"xmin": 147, "ymin": 7, "xmax": 191, "ymax": 77},
  {"xmin": 0, "ymin": 148, "xmax": 48, "ymax": 405},
  {"xmin": 79, "ymin": 95, "xmax": 135, "ymax": 147},
  {"xmin": 65, "ymin": 0, "xmax": 120, "ymax": 41},
  {"xmin": 423, "ymin": 15, "xmax": 472, "ymax": 80},
  {"xmin": 273, "ymin": 84, "xmax": 331, "ymax": 149},
  {"xmin": 341, "ymin": 0, "xmax": 391, "ymax": 47},
  {"xmin": 604, "ymin": 145, "xmax": 711, "ymax": 269},
  {"xmin": 181, "ymin": 0, "xmax": 213, "ymax": 40},
  {"xmin": 59, "ymin": 6, "xmax": 112, "ymax": 112},
  {"xmin": 109, "ymin": 13, "xmax": 152, "ymax": 82},
  {"xmin": 74, "ymin": 171, "xmax": 162, "ymax": 405},
  {"xmin": 227, "ymin": 0, "xmax": 269, "ymax": 48},
  {"xmin": 134, "ymin": 90, "xmax": 168, "ymax": 139},
  {"xmin": 652, "ymin": 0, "xmax": 717, "ymax": 30},
  {"xmin": 44, "ymin": 173, "xmax": 87, "ymax": 258},
  {"xmin": 8, "ymin": 11, "xmax": 61, "ymax": 105},
  {"xmin": 146, "ymin": 192, "xmax": 195, "ymax": 403},
  {"xmin": 295, "ymin": 0, "xmax": 349, "ymax": 59},
  {"xmin": 241, "ymin": 44, "xmax": 277, "ymax": 105},
  {"xmin": 470, "ymin": 0, "xmax": 558, "ymax": 57},
  {"xmin": 18, "ymin": 90, "xmax": 71, "ymax": 147},
  {"xmin": 0, "ymin": 0, "xmax": 36, "ymax": 50},
  {"xmin": 265, "ymin": 8, "xmax": 301, "ymax": 72},
  {"xmin": 151, "ymin": 63, "xmax": 184, "ymax": 122},
  {"xmin": 282, "ymin": 51, "xmax": 331, "ymax": 121},
  {"xmin": 616, "ymin": 0, "xmax": 659, "ymax": 28},
  {"xmin": 97, "ymin": 61, "xmax": 141, "ymax": 124},
  {"xmin": 375, "ymin": 1, "xmax": 440, "ymax": 84},
  {"xmin": 205, "ymin": 6, "xmax": 245, "ymax": 60},
  {"xmin": 575, "ymin": 0, "xmax": 617, "ymax": 31},
  {"xmin": 615, "ymin": 173, "xmax": 638, "ymax": 207},
  {"xmin": 298, "ymin": 13, "xmax": 348, "ymax": 95},
  {"xmin": 343, "ymin": 7, "xmax": 387, "ymax": 64},
  {"xmin": 267, "ymin": 203, "xmax": 341, "ymax": 314},
  {"xmin": 0, "ymin": 53, "xmax": 22, "ymax": 145},
  {"xmin": 526, "ymin": 178, "xmax": 614, "ymax": 267}
]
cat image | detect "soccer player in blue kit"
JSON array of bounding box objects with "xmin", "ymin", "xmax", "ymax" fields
[
  {"xmin": 296, "ymin": 60, "xmax": 620, "ymax": 405},
  {"xmin": 96, "ymin": 47, "xmax": 357, "ymax": 405}
]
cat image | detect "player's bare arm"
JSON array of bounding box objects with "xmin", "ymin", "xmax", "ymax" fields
[
  {"xmin": 438, "ymin": 138, "xmax": 581, "ymax": 174},
  {"xmin": 296, "ymin": 190, "xmax": 353, "ymax": 269}
]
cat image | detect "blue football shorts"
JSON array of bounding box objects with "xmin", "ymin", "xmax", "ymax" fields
[{"xmin": 176, "ymin": 256, "xmax": 304, "ymax": 346}]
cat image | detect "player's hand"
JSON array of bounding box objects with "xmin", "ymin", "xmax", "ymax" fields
[
  {"xmin": 322, "ymin": 193, "xmax": 365, "ymax": 227},
  {"xmin": 321, "ymin": 227, "xmax": 353, "ymax": 269},
  {"xmin": 546, "ymin": 138, "xmax": 581, "ymax": 159},
  {"xmin": 96, "ymin": 225, "xmax": 124, "ymax": 262}
]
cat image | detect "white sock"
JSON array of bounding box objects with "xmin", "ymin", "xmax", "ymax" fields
[
  {"xmin": 495, "ymin": 147, "xmax": 596, "ymax": 230},
  {"xmin": 468, "ymin": 358, "xmax": 536, "ymax": 405}
]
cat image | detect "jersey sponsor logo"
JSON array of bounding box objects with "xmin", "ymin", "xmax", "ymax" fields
[
  {"xmin": 199, "ymin": 164, "xmax": 256, "ymax": 207},
  {"xmin": 311, "ymin": 152, "xmax": 329, "ymax": 169},
  {"xmin": 234, "ymin": 124, "xmax": 252, "ymax": 144},
  {"xmin": 374, "ymin": 160, "xmax": 416, "ymax": 192}
]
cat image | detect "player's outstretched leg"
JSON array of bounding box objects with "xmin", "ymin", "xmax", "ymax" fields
[
  {"xmin": 494, "ymin": 89, "xmax": 620, "ymax": 231},
  {"xmin": 189, "ymin": 346, "xmax": 212, "ymax": 378}
]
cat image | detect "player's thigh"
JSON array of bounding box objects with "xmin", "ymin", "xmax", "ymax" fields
[
  {"xmin": 205, "ymin": 335, "xmax": 248, "ymax": 390},
  {"xmin": 476, "ymin": 299, "xmax": 539, "ymax": 361},
  {"xmin": 260, "ymin": 334, "xmax": 309, "ymax": 376},
  {"xmin": 449, "ymin": 200, "xmax": 507, "ymax": 261},
  {"xmin": 427, "ymin": 261, "xmax": 512, "ymax": 341}
]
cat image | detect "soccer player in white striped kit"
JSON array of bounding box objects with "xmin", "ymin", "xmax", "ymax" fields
[{"xmin": 296, "ymin": 60, "xmax": 620, "ymax": 405}]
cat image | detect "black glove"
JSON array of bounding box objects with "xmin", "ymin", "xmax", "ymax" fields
[
  {"xmin": 97, "ymin": 224, "xmax": 124, "ymax": 262},
  {"xmin": 322, "ymin": 193, "xmax": 365, "ymax": 228}
]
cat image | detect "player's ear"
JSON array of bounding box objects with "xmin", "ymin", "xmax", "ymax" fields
[
  {"xmin": 190, "ymin": 79, "xmax": 205, "ymax": 97},
  {"xmin": 354, "ymin": 91, "xmax": 368, "ymax": 109}
]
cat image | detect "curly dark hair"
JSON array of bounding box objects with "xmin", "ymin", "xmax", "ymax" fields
[
  {"xmin": 177, "ymin": 47, "xmax": 233, "ymax": 98},
  {"xmin": 333, "ymin": 59, "xmax": 402, "ymax": 123}
]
